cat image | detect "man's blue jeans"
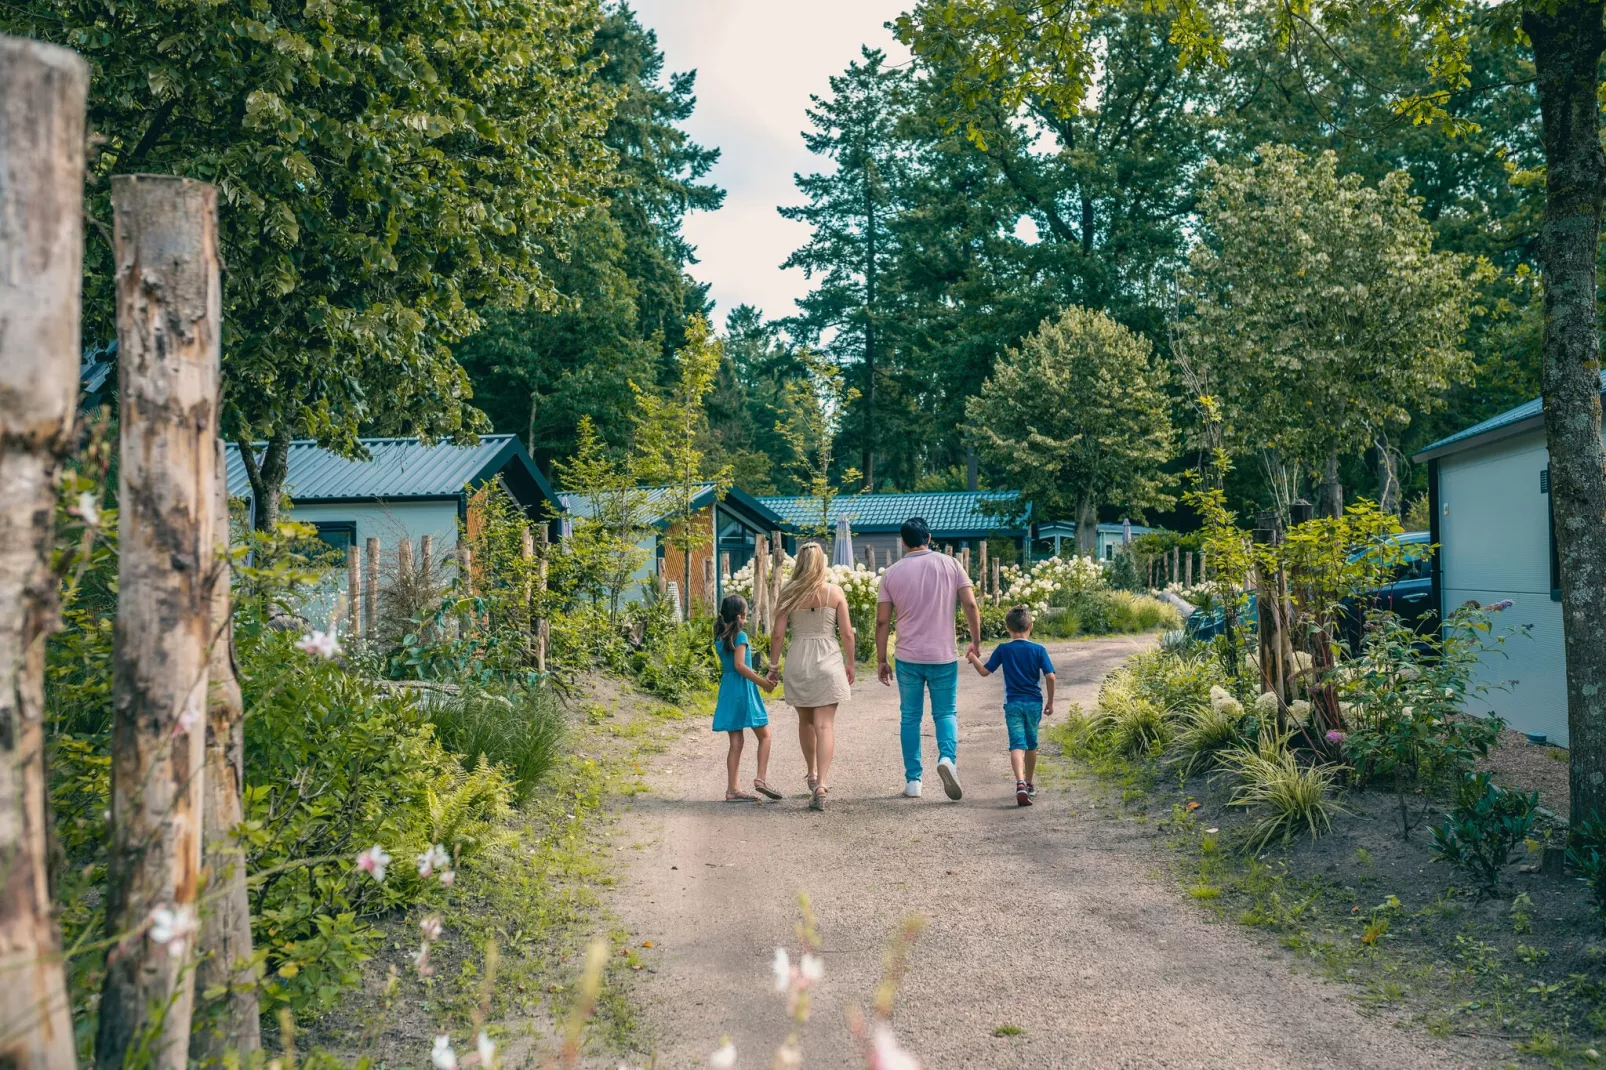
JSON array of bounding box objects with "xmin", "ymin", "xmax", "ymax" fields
[{"xmin": 895, "ymin": 660, "xmax": 959, "ymax": 783}]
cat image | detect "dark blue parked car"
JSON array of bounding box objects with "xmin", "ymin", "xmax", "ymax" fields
[{"xmin": 1340, "ymin": 531, "xmax": 1434, "ymax": 653}]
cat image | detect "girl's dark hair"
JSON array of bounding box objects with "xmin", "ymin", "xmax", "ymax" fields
[{"xmin": 718, "ymin": 594, "xmax": 748, "ymax": 654}]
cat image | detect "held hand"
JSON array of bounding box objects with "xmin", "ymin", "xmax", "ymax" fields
[
  {"xmin": 967, "ymin": 639, "xmax": 982, "ymax": 661},
  {"xmin": 877, "ymin": 660, "xmax": 893, "ymax": 686}
]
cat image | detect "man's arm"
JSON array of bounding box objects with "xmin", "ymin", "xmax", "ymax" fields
[
  {"xmin": 958, "ymin": 584, "xmax": 982, "ymax": 660},
  {"xmin": 875, "ymin": 601, "xmax": 893, "ymax": 685}
]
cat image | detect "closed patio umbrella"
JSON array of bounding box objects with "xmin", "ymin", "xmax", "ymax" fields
[{"xmin": 832, "ymin": 516, "xmax": 854, "ymax": 567}]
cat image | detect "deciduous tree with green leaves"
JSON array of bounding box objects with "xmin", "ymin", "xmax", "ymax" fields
[
  {"xmin": 553, "ymin": 416, "xmax": 650, "ymax": 627},
  {"xmin": 1179, "ymin": 145, "xmax": 1482, "ymax": 516},
  {"xmin": 633, "ymin": 315, "xmax": 731, "ymax": 615},
  {"xmin": 966, "ymin": 306, "xmax": 1176, "ymax": 553},
  {"xmin": 898, "ymin": 0, "xmax": 1606, "ymax": 824},
  {"xmin": 776, "ymin": 353, "xmax": 861, "ymax": 539},
  {"xmin": 3, "ymin": 0, "xmax": 616, "ymax": 529}
]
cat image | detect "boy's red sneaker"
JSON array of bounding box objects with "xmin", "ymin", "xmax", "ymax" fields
[{"xmin": 1016, "ymin": 780, "xmax": 1032, "ymax": 807}]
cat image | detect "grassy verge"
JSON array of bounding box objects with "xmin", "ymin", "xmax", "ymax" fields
[
  {"xmin": 300, "ymin": 678, "xmax": 714, "ymax": 1066},
  {"xmin": 1042, "ymin": 720, "xmax": 1606, "ymax": 1070}
]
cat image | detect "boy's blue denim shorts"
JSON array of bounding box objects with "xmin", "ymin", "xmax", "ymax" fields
[{"xmin": 1003, "ymin": 701, "xmax": 1043, "ymax": 752}]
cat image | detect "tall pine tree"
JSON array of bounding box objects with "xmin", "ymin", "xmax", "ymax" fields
[{"xmin": 780, "ymin": 48, "xmax": 908, "ymax": 491}]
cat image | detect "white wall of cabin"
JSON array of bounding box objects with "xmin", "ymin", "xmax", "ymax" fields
[{"xmin": 1437, "ymin": 430, "xmax": 1567, "ymax": 744}]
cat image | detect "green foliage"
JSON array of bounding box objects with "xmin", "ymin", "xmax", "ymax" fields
[
  {"xmin": 1429, "ymin": 773, "xmax": 1538, "ymax": 897},
  {"xmin": 967, "ymin": 306, "xmax": 1175, "ymax": 545},
  {"xmin": 1126, "ymin": 648, "xmax": 1227, "ymax": 715},
  {"xmin": 1173, "ymin": 695, "xmax": 1250, "ymax": 777},
  {"xmin": 3, "ymin": 0, "xmax": 616, "ymax": 486},
  {"xmin": 624, "ymin": 605, "xmax": 719, "ymax": 703},
  {"xmin": 426, "ymin": 684, "xmax": 567, "ymax": 804},
  {"xmin": 1087, "ymin": 669, "xmax": 1171, "ymax": 756},
  {"xmin": 1179, "ymin": 146, "xmax": 1483, "ymax": 484},
  {"xmin": 634, "ymin": 314, "xmax": 733, "ymax": 612},
  {"xmin": 456, "ymin": 5, "xmax": 725, "ymax": 465},
  {"xmin": 1343, "ymin": 607, "xmax": 1509, "ymax": 836},
  {"xmin": 775, "ymin": 352, "xmax": 862, "ymax": 537},
  {"xmin": 1222, "ymin": 725, "xmax": 1344, "ymax": 850},
  {"xmin": 1567, "ymin": 816, "xmax": 1606, "ymax": 934},
  {"xmin": 553, "ymin": 416, "xmax": 652, "ymax": 624}
]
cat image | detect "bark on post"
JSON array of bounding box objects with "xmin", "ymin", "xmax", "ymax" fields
[
  {"xmin": 752, "ymin": 536, "xmax": 770, "ymax": 635},
  {"xmin": 1185, "ymin": 551, "xmax": 1193, "ymax": 588},
  {"xmin": 978, "ymin": 541, "xmax": 988, "ymax": 590},
  {"xmin": 521, "ymin": 528, "xmax": 535, "ymax": 661},
  {"xmin": 364, "ymin": 538, "xmax": 380, "ymax": 637},
  {"xmin": 0, "ymin": 35, "xmax": 87, "ymax": 1070},
  {"xmin": 190, "ymin": 441, "xmax": 259, "ymax": 1061},
  {"xmin": 99, "ymin": 175, "xmax": 221, "ymax": 1070},
  {"xmin": 397, "ymin": 537, "xmax": 414, "ymax": 591},
  {"xmin": 419, "ymin": 534, "xmax": 433, "ymax": 593},
  {"xmin": 769, "ymin": 534, "xmax": 785, "ymax": 616},
  {"xmin": 346, "ymin": 550, "xmax": 360, "ymax": 637},
  {"xmin": 1523, "ymin": 0, "xmax": 1606, "ymax": 826},
  {"xmin": 535, "ymin": 524, "xmax": 549, "ymax": 675}
]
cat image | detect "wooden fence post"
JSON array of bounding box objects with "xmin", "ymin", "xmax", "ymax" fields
[
  {"xmin": 0, "ymin": 35, "xmax": 88, "ymax": 1069},
  {"xmin": 346, "ymin": 549, "xmax": 361, "ymax": 637},
  {"xmin": 398, "ymin": 537, "xmax": 414, "ymax": 591},
  {"xmin": 1185, "ymin": 550, "xmax": 1193, "ymax": 588},
  {"xmin": 521, "ymin": 527, "xmax": 535, "ymax": 661},
  {"xmin": 769, "ymin": 532, "xmax": 785, "ymax": 617},
  {"xmin": 978, "ymin": 541, "xmax": 988, "ymax": 589},
  {"xmin": 419, "ymin": 533, "xmax": 433, "ymax": 592},
  {"xmin": 100, "ymin": 174, "xmax": 221, "ymax": 1070},
  {"xmin": 365, "ymin": 537, "xmax": 380, "ymax": 636},
  {"xmin": 192, "ymin": 440, "xmax": 259, "ymax": 1060},
  {"xmin": 536, "ymin": 524, "xmax": 549, "ymax": 674}
]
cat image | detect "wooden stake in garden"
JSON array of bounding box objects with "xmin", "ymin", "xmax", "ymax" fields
[
  {"xmin": 752, "ymin": 535, "xmax": 770, "ymax": 634},
  {"xmin": 365, "ymin": 537, "xmax": 380, "ymax": 637},
  {"xmin": 191, "ymin": 440, "xmax": 259, "ymax": 1061},
  {"xmin": 99, "ymin": 174, "xmax": 222, "ymax": 1070},
  {"xmin": 535, "ymin": 524, "xmax": 550, "ymax": 674},
  {"xmin": 978, "ymin": 540, "xmax": 988, "ymax": 591},
  {"xmin": 419, "ymin": 533, "xmax": 433, "ymax": 592},
  {"xmin": 346, "ymin": 549, "xmax": 361, "ymax": 637},
  {"xmin": 0, "ymin": 34, "xmax": 88, "ymax": 1070}
]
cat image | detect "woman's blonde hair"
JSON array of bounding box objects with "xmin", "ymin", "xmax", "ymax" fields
[{"xmin": 775, "ymin": 542, "xmax": 830, "ymax": 618}]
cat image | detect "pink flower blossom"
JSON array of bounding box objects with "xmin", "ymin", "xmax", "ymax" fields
[
  {"xmin": 420, "ymin": 915, "xmax": 442, "ymax": 941},
  {"xmin": 869, "ymin": 1025, "xmax": 920, "ymax": 1070},
  {"xmin": 413, "ymin": 942, "xmax": 434, "ymax": 977},
  {"xmin": 1325, "ymin": 730, "xmax": 1347, "ymax": 744},
  {"xmin": 356, "ymin": 845, "xmax": 391, "ymax": 883},
  {"xmin": 1483, "ymin": 599, "xmax": 1514, "ymax": 612},
  {"xmin": 296, "ymin": 629, "xmax": 341, "ymax": 659},
  {"xmin": 438, "ymin": 867, "xmax": 455, "ymax": 887},
  {"xmin": 173, "ymin": 702, "xmax": 201, "ymax": 737}
]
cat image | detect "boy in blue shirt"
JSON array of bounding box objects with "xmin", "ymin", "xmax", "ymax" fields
[{"xmin": 965, "ymin": 605, "xmax": 1056, "ymax": 806}]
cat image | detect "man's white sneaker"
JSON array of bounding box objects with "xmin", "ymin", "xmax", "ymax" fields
[
  {"xmin": 936, "ymin": 757, "xmax": 963, "ymax": 800},
  {"xmin": 903, "ymin": 780, "xmax": 922, "ymax": 798}
]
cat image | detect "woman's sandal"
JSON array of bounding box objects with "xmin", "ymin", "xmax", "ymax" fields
[
  {"xmin": 805, "ymin": 773, "xmax": 819, "ymax": 796},
  {"xmin": 809, "ymin": 786, "xmax": 828, "ymax": 811},
  {"xmin": 725, "ymin": 789, "xmax": 758, "ymax": 802},
  {"xmin": 753, "ymin": 779, "xmax": 783, "ymax": 801}
]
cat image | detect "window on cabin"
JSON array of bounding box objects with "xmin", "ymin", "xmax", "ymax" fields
[{"xmin": 312, "ymin": 521, "xmax": 356, "ymax": 552}]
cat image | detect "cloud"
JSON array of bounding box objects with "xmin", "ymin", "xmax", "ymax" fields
[{"xmin": 629, "ymin": 0, "xmax": 910, "ymax": 324}]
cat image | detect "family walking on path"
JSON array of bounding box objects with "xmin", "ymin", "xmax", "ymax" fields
[{"xmin": 712, "ymin": 517, "xmax": 1057, "ymax": 809}]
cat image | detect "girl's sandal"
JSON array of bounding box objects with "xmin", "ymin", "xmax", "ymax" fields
[
  {"xmin": 725, "ymin": 790, "xmax": 758, "ymax": 803},
  {"xmin": 753, "ymin": 779, "xmax": 783, "ymax": 801},
  {"xmin": 809, "ymin": 786, "xmax": 828, "ymax": 812}
]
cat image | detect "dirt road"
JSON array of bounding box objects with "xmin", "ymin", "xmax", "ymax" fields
[{"xmin": 605, "ymin": 636, "xmax": 1488, "ymax": 1068}]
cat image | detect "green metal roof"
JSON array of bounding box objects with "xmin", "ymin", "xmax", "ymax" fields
[
  {"xmin": 1414, "ymin": 372, "xmax": 1606, "ymax": 461},
  {"xmin": 759, "ymin": 491, "xmax": 1028, "ymax": 535},
  {"xmin": 225, "ymin": 435, "xmax": 556, "ymax": 506},
  {"xmin": 560, "ymin": 484, "xmax": 785, "ymax": 531}
]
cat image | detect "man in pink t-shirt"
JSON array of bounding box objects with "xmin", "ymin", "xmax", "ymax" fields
[{"xmin": 876, "ymin": 517, "xmax": 982, "ymax": 800}]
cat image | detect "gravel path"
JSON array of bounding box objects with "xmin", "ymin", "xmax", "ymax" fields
[{"xmin": 606, "ymin": 636, "xmax": 1491, "ymax": 1068}]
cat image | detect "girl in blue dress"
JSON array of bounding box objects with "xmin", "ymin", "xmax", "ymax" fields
[{"xmin": 714, "ymin": 594, "xmax": 782, "ymax": 801}]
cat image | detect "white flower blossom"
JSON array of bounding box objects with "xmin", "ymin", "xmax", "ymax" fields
[
  {"xmin": 476, "ymin": 1031, "xmax": 496, "ymax": 1069},
  {"xmin": 771, "ymin": 947, "xmax": 791, "ymax": 992},
  {"xmin": 869, "ymin": 1025, "xmax": 921, "ymax": 1070},
  {"xmin": 296, "ymin": 629, "xmax": 341, "ymax": 659},
  {"xmin": 356, "ymin": 844, "xmax": 391, "ymax": 883},
  {"xmin": 431, "ymin": 1035, "xmax": 457, "ymax": 1070},
  {"xmin": 709, "ymin": 1040, "xmax": 737, "ymax": 1068},
  {"xmin": 147, "ymin": 904, "xmax": 197, "ymax": 958},
  {"xmin": 417, "ymin": 844, "xmax": 451, "ymax": 879},
  {"xmin": 74, "ymin": 491, "xmax": 100, "ymax": 527},
  {"xmin": 419, "ymin": 915, "xmax": 442, "ymax": 941},
  {"xmin": 799, "ymin": 952, "xmax": 824, "ymax": 985}
]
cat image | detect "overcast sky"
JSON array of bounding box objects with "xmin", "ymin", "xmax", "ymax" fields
[{"xmin": 627, "ymin": 0, "xmax": 911, "ymax": 327}]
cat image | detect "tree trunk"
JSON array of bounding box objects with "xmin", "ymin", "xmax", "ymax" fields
[
  {"xmin": 1375, "ymin": 438, "xmax": 1402, "ymax": 516},
  {"xmin": 863, "ymin": 164, "xmax": 878, "ymax": 492},
  {"xmin": 236, "ymin": 431, "xmax": 289, "ymax": 532},
  {"xmin": 1316, "ymin": 448, "xmax": 1344, "ymax": 518},
  {"xmin": 0, "ymin": 35, "xmax": 87, "ymax": 1070},
  {"xmin": 190, "ymin": 440, "xmax": 260, "ymax": 1062},
  {"xmin": 98, "ymin": 175, "xmax": 221, "ymax": 1070},
  {"xmin": 1524, "ymin": 0, "xmax": 1606, "ymax": 827},
  {"xmin": 1075, "ymin": 497, "xmax": 1098, "ymax": 556}
]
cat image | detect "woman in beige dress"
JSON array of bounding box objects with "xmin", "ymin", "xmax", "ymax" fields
[{"xmin": 765, "ymin": 542, "xmax": 854, "ymax": 810}]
